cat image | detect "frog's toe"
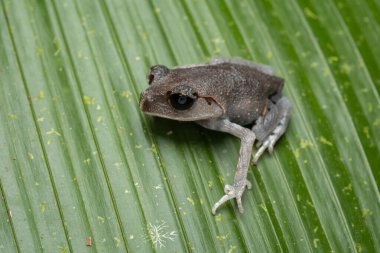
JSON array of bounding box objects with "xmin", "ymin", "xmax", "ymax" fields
[
  {"xmin": 212, "ymin": 181, "xmax": 250, "ymax": 214},
  {"xmin": 252, "ymin": 96, "xmax": 291, "ymax": 163},
  {"xmin": 253, "ymin": 112, "xmax": 291, "ymax": 163},
  {"xmin": 211, "ymin": 194, "xmax": 234, "ymax": 215},
  {"xmin": 253, "ymin": 134, "xmax": 279, "ymax": 163},
  {"xmin": 253, "ymin": 144, "xmax": 267, "ymax": 164}
]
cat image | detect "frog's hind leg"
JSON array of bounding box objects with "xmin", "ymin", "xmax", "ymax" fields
[{"xmin": 251, "ymin": 96, "xmax": 291, "ymax": 164}]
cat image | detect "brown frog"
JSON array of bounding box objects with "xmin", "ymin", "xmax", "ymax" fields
[{"xmin": 140, "ymin": 57, "xmax": 291, "ymax": 214}]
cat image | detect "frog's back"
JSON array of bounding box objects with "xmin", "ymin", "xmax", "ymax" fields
[{"xmin": 209, "ymin": 63, "xmax": 284, "ymax": 125}]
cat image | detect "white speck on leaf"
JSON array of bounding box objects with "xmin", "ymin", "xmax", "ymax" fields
[
  {"xmin": 153, "ymin": 184, "xmax": 163, "ymax": 190},
  {"xmin": 145, "ymin": 221, "xmax": 177, "ymax": 248}
]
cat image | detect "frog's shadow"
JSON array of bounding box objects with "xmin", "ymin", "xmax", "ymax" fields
[{"xmin": 148, "ymin": 117, "xmax": 229, "ymax": 147}]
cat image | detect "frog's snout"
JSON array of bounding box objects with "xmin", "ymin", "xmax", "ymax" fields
[{"xmin": 139, "ymin": 90, "xmax": 153, "ymax": 112}]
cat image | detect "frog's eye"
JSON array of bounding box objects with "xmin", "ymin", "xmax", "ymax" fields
[
  {"xmin": 147, "ymin": 65, "xmax": 169, "ymax": 85},
  {"xmin": 169, "ymin": 93, "xmax": 196, "ymax": 110}
]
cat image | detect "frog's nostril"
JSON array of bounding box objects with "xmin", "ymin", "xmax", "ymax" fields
[{"xmin": 140, "ymin": 91, "xmax": 153, "ymax": 102}]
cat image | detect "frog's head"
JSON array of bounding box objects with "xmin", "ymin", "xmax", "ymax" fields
[{"xmin": 140, "ymin": 65, "xmax": 223, "ymax": 121}]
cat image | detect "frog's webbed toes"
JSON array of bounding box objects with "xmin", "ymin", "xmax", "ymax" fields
[{"xmin": 212, "ymin": 180, "xmax": 251, "ymax": 215}]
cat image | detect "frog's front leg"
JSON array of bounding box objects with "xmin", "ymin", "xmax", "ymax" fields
[
  {"xmin": 197, "ymin": 119, "xmax": 256, "ymax": 214},
  {"xmin": 252, "ymin": 96, "xmax": 292, "ymax": 164}
]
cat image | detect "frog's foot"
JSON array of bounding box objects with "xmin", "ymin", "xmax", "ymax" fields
[
  {"xmin": 252, "ymin": 96, "xmax": 291, "ymax": 164},
  {"xmin": 212, "ymin": 180, "xmax": 252, "ymax": 215},
  {"xmin": 253, "ymin": 115, "xmax": 289, "ymax": 163}
]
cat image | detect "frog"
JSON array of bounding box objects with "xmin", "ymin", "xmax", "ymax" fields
[{"xmin": 139, "ymin": 56, "xmax": 291, "ymax": 214}]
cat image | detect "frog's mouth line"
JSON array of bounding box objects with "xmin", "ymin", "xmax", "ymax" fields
[{"xmin": 142, "ymin": 111, "xmax": 217, "ymax": 122}]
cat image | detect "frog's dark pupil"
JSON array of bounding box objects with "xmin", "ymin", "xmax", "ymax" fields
[
  {"xmin": 169, "ymin": 94, "xmax": 195, "ymax": 110},
  {"xmin": 178, "ymin": 96, "xmax": 187, "ymax": 105}
]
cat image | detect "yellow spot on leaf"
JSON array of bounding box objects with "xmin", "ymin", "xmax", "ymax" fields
[
  {"xmin": 97, "ymin": 216, "xmax": 105, "ymax": 223},
  {"xmin": 28, "ymin": 152, "xmax": 34, "ymax": 160},
  {"xmin": 328, "ymin": 56, "xmax": 338, "ymax": 64},
  {"xmin": 356, "ymin": 243, "xmax": 363, "ymax": 253},
  {"xmin": 310, "ymin": 61, "xmax": 318, "ymax": 68},
  {"xmin": 187, "ymin": 197, "xmax": 195, "ymax": 206},
  {"xmin": 293, "ymin": 148, "xmax": 300, "ymax": 158},
  {"xmin": 46, "ymin": 128, "xmax": 61, "ymax": 136},
  {"xmin": 318, "ymin": 136, "xmax": 333, "ymax": 146},
  {"xmin": 313, "ymin": 238, "xmax": 320, "ymax": 248},
  {"xmin": 215, "ymin": 213, "xmax": 222, "ymax": 222},
  {"xmin": 83, "ymin": 96, "xmax": 96, "ymax": 104},
  {"xmin": 342, "ymin": 183, "xmax": 352, "ymax": 194},
  {"xmin": 58, "ymin": 246, "xmax": 69, "ymax": 253},
  {"xmin": 97, "ymin": 116, "xmax": 104, "ymax": 123},
  {"xmin": 8, "ymin": 113, "xmax": 17, "ymax": 119},
  {"xmin": 114, "ymin": 237, "xmax": 121, "ymax": 247},
  {"xmin": 217, "ymin": 175, "xmax": 224, "ymax": 183},
  {"xmin": 150, "ymin": 144, "xmax": 157, "ymax": 154},
  {"xmin": 228, "ymin": 245, "xmax": 237, "ymax": 253},
  {"xmin": 53, "ymin": 37, "xmax": 62, "ymax": 56},
  {"xmin": 34, "ymin": 90, "xmax": 45, "ymax": 101},
  {"xmin": 216, "ymin": 234, "xmax": 229, "ymax": 241},
  {"xmin": 307, "ymin": 200, "xmax": 314, "ymax": 208},
  {"xmin": 121, "ymin": 90, "xmax": 131, "ymax": 98},
  {"xmin": 361, "ymin": 208, "xmax": 373, "ymax": 217},
  {"xmin": 304, "ymin": 8, "xmax": 318, "ymax": 19},
  {"xmin": 259, "ymin": 203, "xmax": 268, "ymax": 212},
  {"xmin": 340, "ymin": 63, "xmax": 353, "ymax": 74},
  {"xmin": 300, "ymin": 139, "xmax": 313, "ymax": 149},
  {"xmin": 40, "ymin": 202, "xmax": 46, "ymax": 212},
  {"xmin": 363, "ymin": 127, "xmax": 370, "ymax": 139}
]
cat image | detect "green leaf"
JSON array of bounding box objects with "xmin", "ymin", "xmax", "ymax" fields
[{"xmin": 1, "ymin": 0, "xmax": 379, "ymax": 252}]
